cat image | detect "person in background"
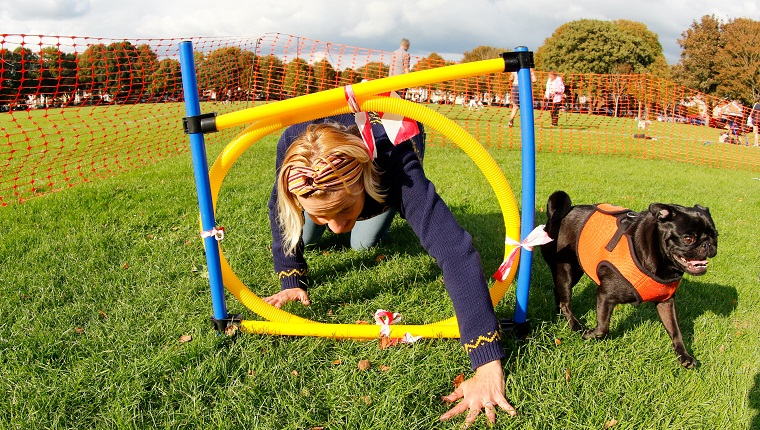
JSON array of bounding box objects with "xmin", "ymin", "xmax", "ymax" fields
[
  {"xmin": 506, "ymin": 69, "xmax": 536, "ymax": 128},
  {"xmin": 749, "ymin": 98, "xmax": 760, "ymax": 146},
  {"xmin": 264, "ymin": 113, "xmax": 517, "ymax": 426},
  {"xmin": 544, "ymin": 71, "xmax": 565, "ymax": 127},
  {"xmin": 388, "ymin": 38, "xmax": 411, "ymax": 77}
]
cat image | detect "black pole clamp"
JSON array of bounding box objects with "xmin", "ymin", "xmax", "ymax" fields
[
  {"xmin": 501, "ymin": 50, "xmax": 534, "ymax": 73},
  {"xmin": 183, "ymin": 112, "xmax": 218, "ymax": 134}
]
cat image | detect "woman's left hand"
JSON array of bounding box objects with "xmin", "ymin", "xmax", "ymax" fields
[{"xmin": 439, "ymin": 359, "xmax": 516, "ymax": 427}]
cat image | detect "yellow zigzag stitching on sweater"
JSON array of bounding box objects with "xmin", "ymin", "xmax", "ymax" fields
[
  {"xmin": 463, "ymin": 331, "xmax": 500, "ymax": 354},
  {"xmin": 278, "ymin": 269, "xmax": 307, "ymax": 279}
]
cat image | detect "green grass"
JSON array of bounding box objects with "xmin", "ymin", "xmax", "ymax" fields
[{"xmin": 1, "ymin": 129, "xmax": 759, "ymax": 429}]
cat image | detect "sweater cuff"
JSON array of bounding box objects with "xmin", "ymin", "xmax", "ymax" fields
[
  {"xmin": 278, "ymin": 269, "xmax": 308, "ymax": 291},
  {"xmin": 462, "ymin": 330, "xmax": 506, "ymax": 370}
]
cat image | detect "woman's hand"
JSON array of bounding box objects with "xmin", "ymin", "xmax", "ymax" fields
[
  {"xmin": 263, "ymin": 287, "xmax": 310, "ymax": 308},
  {"xmin": 439, "ymin": 359, "xmax": 516, "ymax": 427}
]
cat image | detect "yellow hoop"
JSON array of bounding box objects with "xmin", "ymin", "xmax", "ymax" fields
[{"xmin": 206, "ymin": 94, "xmax": 521, "ymax": 339}]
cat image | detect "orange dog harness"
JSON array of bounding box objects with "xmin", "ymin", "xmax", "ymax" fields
[{"xmin": 578, "ymin": 204, "xmax": 681, "ymax": 302}]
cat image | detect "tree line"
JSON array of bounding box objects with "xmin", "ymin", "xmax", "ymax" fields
[{"xmin": 0, "ymin": 15, "xmax": 757, "ymax": 108}]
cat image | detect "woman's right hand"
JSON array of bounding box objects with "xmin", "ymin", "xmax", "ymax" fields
[{"xmin": 263, "ymin": 287, "xmax": 311, "ymax": 308}]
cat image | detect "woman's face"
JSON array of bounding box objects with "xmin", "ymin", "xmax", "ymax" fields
[{"xmin": 297, "ymin": 185, "xmax": 365, "ymax": 234}]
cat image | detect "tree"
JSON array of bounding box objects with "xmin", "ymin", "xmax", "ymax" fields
[
  {"xmin": 148, "ymin": 58, "xmax": 181, "ymax": 98},
  {"xmin": 134, "ymin": 44, "xmax": 159, "ymax": 96},
  {"xmin": 714, "ymin": 18, "xmax": 760, "ymax": 104},
  {"xmin": 461, "ymin": 46, "xmax": 506, "ymax": 63},
  {"xmin": 312, "ymin": 59, "xmax": 337, "ymax": 92},
  {"xmin": 14, "ymin": 47, "xmax": 40, "ymax": 98},
  {"xmin": 613, "ymin": 19, "xmax": 669, "ymax": 77},
  {"xmin": 0, "ymin": 49, "xmax": 23, "ymax": 104},
  {"xmin": 77, "ymin": 43, "xmax": 108, "ymax": 96},
  {"xmin": 671, "ymin": 15, "xmax": 723, "ymax": 95},
  {"xmin": 412, "ymin": 53, "xmax": 447, "ymax": 70},
  {"xmin": 282, "ymin": 57, "xmax": 314, "ymax": 96},
  {"xmin": 254, "ymin": 55, "xmax": 284, "ymax": 99},
  {"xmin": 535, "ymin": 19, "xmax": 662, "ymax": 74},
  {"xmin": 39, "ymin": 47, "xmax": 77, "ymax": 100},
  {"xmin": 196, "ymin": 46, "xmax": 255, "ymax": 101},
  {"xmin": 356, "ymin": 61, "xmax": 388, "ymax": 80}
]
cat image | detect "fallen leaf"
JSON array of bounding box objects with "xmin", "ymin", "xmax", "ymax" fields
[
  {"xmin": 380, "ymin": 365, "xmax": 391, "ymax": 372},
  {"xmin": 75, "ymin": 327, "xmax": 84, "ymax": 334},
  {"xmin": 355, "ymin": 320, "xmax": 369, "ymax": 325},
  {"xmin": 310, "ymin": 426, "xmax": 325, "ymax": 430},
  {"xmin": 122, "ymin": 262, "xmax": 130, "ymax": 269},
  {"xmin": 361, "ymin": 395, "xmax": 372, "ymax": 405},
  {"xmin": 379, "ymin": 336, "xmax": 394, "ymax": 350},
  {"xmin": 322, "ymin": 251, "xmax": 330, "ymax": 256},
  {"xmin": 171, "ymin": 226, "xmax": 180, "ymax": 231},
  {"xmin": 332, "ymin": 359, "xmax": 342, "ymax": 366},
  {"xmin": 358, "ymin": 359, "xmax": 371, "ymax": 371},
  {"xmin": 291, "ymin": 370, "xmax": 299, "ymax": 377},
  {"xmin": 98, "ymin": 310, "xmax": 107, "ymax": 319},
  {"xmin": 719, "ymin": 345, "xmax": 725, "ymax": 352},
  {"xmin": 554, "ymin": 338, "xmax": 561, "ymax": 345},
  {"xmin": 178, "ymin": 334, "xmax": 192, "ymax": 343},
  {"xmin": 605, "ymin": 418, "xmax": 618, "ymax": 428},
  {"xmin": 224, "ymin": 324, "xmax": 238, "ymax": 336},
  {"xmin": 453, "ymin": 373, "xmax": 465, "ymax": 388},
  {"xmin": 375, "ymin": 254, "xmax": 385, "ymax": 262},
  {"xmin": 564, "ymin": 368, "xmax": 571, "ymax": 382},
  {"xmin": 247, "ymin": 370, "xmax": 255, "ymax": 376},
  {"xmin": 20, "ymin": 293, "xmax": 30, "ymax": 300}
]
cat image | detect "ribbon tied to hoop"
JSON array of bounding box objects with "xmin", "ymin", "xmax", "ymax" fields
[
  {"xmin": 492, "ymin": 225, "xmax": 553, "ymax": 281},
  {"xmin": 373, "ymin": 309, "xmax": 421, "ymax": 344}
]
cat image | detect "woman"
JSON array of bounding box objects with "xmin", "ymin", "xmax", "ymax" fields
[
  {"xmin": 544, "ymin": 71, "xmax": 565, "ymax": 127},
  {"xmin": 264, "ymin": 113, "xmax": 517, "ymax": 425},
  {"xmin": 506, "ymin": 68, "xmax": 536, "ymax": 128}
]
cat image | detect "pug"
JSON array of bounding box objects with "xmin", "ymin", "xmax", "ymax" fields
[{"xmin": 540, "ymin": 191, "xmax": 718, "ymax": 368}]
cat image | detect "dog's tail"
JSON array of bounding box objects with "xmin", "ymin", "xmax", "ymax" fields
[{"xmin": 545, "ymin": 190, "xmax": 572, "ymax": 239}]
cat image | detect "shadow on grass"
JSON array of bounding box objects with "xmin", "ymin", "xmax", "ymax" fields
[
  {"xmin": 291, "ymin": 206, "xmax": 507, "ymax": 313},
  {"xmin": 751, "ymin": 372, "xmax": 760, "ymax": 430}
]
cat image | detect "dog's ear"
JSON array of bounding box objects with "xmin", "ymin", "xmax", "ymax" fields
[
  {"xmin": 649, "ymin": 203, "xmax": 676, "ymax": 221},
  {"xmin": 695, "ymin": 204, "xmax": 711, "ymax": 216}
]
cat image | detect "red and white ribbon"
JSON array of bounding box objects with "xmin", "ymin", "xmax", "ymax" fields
[
  {"xmin": 200, "ymin": 226, "xmax": 225, "ymax": 241},
  {"xmin": 492, "ymin": 225, "xmax": 553, "ymax": 281},
  {"xmin": 344, "ymin": 85, "xmax": 420, "ymax": 160},
  {"xmin": 345, "ymin": 84, "xmax": 377, "ymax": 159},
  {"xmin": 373, "ymin": 309, "xmax": 421, "ymax": 344}
]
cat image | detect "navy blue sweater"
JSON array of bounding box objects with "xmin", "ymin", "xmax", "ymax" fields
[{"xmin": 267, "ymin": 113, "xmax": 504, "ymax": 369}]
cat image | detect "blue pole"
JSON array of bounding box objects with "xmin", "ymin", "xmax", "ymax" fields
[
  {"xmin": 513, "ymin": 46, "xmax": 536, "ymax": 324},
  {"xmin": 179, "ymin": 41, "xmax": 228, "ymax": 323}
]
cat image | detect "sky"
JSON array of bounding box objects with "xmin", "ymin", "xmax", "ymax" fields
[{"xmin": 1, "ymin": 0, "xmax": 758, "ymax": 65}]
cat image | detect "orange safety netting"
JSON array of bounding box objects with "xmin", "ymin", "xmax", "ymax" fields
[{"xmin": 1, "ymin": 33, "xmax": 758, "ymax": 206}]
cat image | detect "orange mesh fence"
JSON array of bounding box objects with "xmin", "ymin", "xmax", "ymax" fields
[{"xmin": 1, "ymin": 33, "xmax": 758, "ymax": 206}]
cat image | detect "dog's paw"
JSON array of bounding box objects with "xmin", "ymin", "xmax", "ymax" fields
[
  {"xmin": 581, "ymin": 329, "xmax": 605, "ymax": 340},
  {"xmin": 678, "ymin": 354, "xmax": 698, "ymax": 369}
]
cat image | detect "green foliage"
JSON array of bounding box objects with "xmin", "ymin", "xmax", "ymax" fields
[
  {"xmin": 673, "ymin": 15, "xmax": 760, "ymax": 104},
  {"xmin": 461, "ymin": 46, "xmax": 507, "ymax": 63},
  {"xmin": 535, "ymin": 19, "xmax": 666, "ymax": 75},
  {"xmin": 714, "ymin": 18, "xmax": 760, "ymax": 104},
  {"xmin": 672, "ymin": 15, "xmax": 724, "ymax": 95}
]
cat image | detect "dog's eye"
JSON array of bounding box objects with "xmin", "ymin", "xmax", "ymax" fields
[{"xmin": 683, "ymin": 235, "xmax": 696, "ymax": 245}]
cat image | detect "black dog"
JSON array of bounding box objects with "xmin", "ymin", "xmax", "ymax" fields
[{"xmin": 540, "ymin": 191, "xmax": 718, "ymax": 368}]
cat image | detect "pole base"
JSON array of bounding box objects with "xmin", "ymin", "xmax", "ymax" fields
[
  {"xmin": 498, "ymin": 318, "xmax": 531, "ymax": 340},
  {"xmin": 211, "ymin": 313, "xmax": 243, "ymax": 333}
]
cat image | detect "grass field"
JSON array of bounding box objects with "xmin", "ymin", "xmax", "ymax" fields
[{"xmin": 2, "ymin": 109, "xmax": 760, "ymax": 428}]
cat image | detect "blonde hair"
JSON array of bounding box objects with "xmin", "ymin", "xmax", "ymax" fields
[{"xmin": 277, "ymin": 122, "xmax": 385, "ymax": 255}]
